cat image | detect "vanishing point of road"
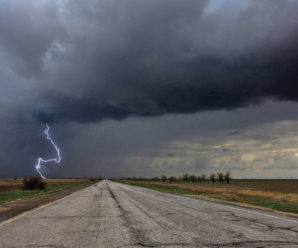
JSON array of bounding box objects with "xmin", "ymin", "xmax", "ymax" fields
[{"xmin": 0, "ymin": 180, "xmax": 298, "ymax": 248}]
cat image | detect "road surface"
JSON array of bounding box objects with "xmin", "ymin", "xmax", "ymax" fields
[{"xmin": 0, "ymin": 180, "xmax": 298, "ymax": 247}]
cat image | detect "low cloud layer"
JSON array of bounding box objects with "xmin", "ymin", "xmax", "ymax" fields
[{"xmin": 1, "ymin": 0, "xmax": 298, "ymax": 178}]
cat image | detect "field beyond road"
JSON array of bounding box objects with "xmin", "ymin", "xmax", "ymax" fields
[
  {"xmin": 117, "ymin": 180, "xmax": 298, "ymax": 216},
  {"xmin": 0, "ymin": 178, "xmax": 97, "ymax": 222}
]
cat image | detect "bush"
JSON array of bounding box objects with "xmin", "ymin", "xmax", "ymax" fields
[{"xmin": 23, "ymin": 176, "xmax": 47, "ymax": 190}]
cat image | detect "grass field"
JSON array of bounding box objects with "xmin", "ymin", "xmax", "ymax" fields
[
  {"xmin": 118, "ymin": 180, "xmax": 298, "ymax": 215},
  {"xmin": 0, "ymin": 178, "xmax": 97, "ymax": 205}
]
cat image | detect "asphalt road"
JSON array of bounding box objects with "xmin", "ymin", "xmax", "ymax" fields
[{"xmin": 0, "ymin": 181, "xmax": 298, "ymax": 248}]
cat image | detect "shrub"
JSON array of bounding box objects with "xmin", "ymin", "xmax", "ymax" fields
[{"xmin": 23, "ymin": 176, "xmax": 47, "ymax": 190}]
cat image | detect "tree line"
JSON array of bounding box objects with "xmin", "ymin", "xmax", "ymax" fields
[{"xmin": 127, "ymin": 172, "xmax": 231, "ymax": 184}]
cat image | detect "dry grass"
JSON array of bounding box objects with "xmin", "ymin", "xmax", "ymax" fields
[
  {"xmin": 0, "ymin": 179, "xmax": 23, "ymax": 191},
  {"xmin": 169, "ymin": 184, "xmax": 298, "ymax": 203},
  {"xmin": 207, "ymin": 179, "xmax": 298, "ymax": 194}
]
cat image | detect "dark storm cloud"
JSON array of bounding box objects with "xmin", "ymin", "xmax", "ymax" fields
[
  {"xmin": 2, "ymin": 0, "xmax": 298, "ymax": 179},
  {"xmin": 1, "ymin": 0, "xmax": 298, "ymax": 123},
  {"xmin": 0, "ymin": 0, "xmax": 64, "ymax": 77}
]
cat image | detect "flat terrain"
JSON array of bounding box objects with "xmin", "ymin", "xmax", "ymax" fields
[
  {"xmin": 119, "ymin": 180, "xmax": 298, "ymax": 215},
  {"xmin": 0, "ymin": 179, "xmax": 96, "ymax": 221},
  {"xmin": 0, "ymin": 180, "xmax": 298, "ymax": 247}
]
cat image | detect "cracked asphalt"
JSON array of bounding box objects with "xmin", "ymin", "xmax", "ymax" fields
[{"xmin": 0, "ymin": 180, "xmax": 298, "ymax": 247}]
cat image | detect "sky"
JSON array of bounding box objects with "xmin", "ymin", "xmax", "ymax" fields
[{"xmin": 1, "ymin": 0, "xmax": 298, "ymax": 179}]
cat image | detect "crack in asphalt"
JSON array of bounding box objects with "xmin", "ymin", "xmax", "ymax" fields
[
  {"xmin": 106, "ymin": 183, "xmax": 191, "ymax": 248},
  {"xmin": 115, "ymin": 183, "xmax": 298, "ymax": 248}
]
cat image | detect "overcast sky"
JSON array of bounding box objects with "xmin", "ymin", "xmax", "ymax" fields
[{"xmin": 1, "ymin": 0, "xmax": 298, "ymax": 179}]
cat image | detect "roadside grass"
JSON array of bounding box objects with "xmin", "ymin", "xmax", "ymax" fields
[
  {"xmin": 237, "ymin": 194, "xmax": 298, "ymax": 214},
  {"xmin": 118, "ymin": 180, "xmax": 298, "ymax": 215},
  {"xmin": 0, "ymin": 179, "xmax": 97, "ymax": 205}
]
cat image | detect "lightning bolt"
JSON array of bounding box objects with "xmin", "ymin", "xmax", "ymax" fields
[{"xmin": 35, "ymin": 123, "xmax": 61, "ymax": 179}]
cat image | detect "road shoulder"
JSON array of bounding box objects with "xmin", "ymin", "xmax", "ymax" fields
[{"xmin": 0, "ymin": 184, "xmax": 94, "ymax": 223}]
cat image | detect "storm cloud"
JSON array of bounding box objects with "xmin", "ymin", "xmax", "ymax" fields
[
  {"xmin": 2, "ymin": 0, "xmax": 298, "ymax": 178},
  {"xmin": 1, "ymin": 0, "xmax": 298, "ymax": 123}
]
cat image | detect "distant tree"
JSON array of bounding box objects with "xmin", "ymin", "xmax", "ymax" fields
[
  {"xmin": 189, "ymin": 174, "xmax": 196, "ymax": 184},
  {"xmin": 168, "ymin": 176, "xmax": 176, "ymax": 183},
  {"xmin": 217, "ymin": 172, "xmax": 224, "ymax": 183},
  {"xmin": 161, "ymin": 175, "xmax": 167, "ymax": 183},
  {"xmin": 152, "ymin": 176, "xmax": 160, "ymax": 182},
  {"xmin": 182, "ymin": 173, "xmax": 189, "ymax": 183},
  {"xmin": 177, "ymin": 177, "xmax": 182, "ymax": 183},
  {"xmin": 197, "ymin": 176, "xmax": 202, "ymax": 183},
  {"xmin": 201, "ymin": 174, "xmax": 206, "ymax": 183},
  {"xmin": 224, "ymin": 171, "xmax": 231, "ymax": 184},
  {"xmin": 209, "ymin": 173, "xmax": 216, "ymax": 184}
]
